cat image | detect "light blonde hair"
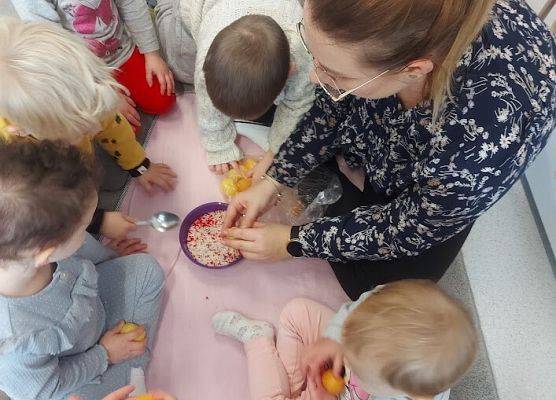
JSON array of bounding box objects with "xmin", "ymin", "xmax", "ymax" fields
[
  {"xmin": 342, "ymin": 280, "xmax": 477, "ymax": 398},
  {"xmin": 309, "ymin": 0, "xmax": 496, "ymax": 121},
  {"xmin": 0, "ymin": 18, "xmax": 121, "ymax": 141}
]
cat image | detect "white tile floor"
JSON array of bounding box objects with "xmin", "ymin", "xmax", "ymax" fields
[{"xmin": 462, "ymin": 180, "xmax": 556, "ymax": 400}]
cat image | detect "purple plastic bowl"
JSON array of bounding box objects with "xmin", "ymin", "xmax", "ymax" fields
[{"xmin": 179, "ymin": 202, "xmax": 243, "ymax": 269}]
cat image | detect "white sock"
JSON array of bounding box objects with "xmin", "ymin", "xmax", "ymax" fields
[
  {"xmin": 129, "ymin": 367, "xmax": 147, "ymax": 396},
  {"xmin": 212, "ymin": 311, "xmax": 274, "ymax": 343}
]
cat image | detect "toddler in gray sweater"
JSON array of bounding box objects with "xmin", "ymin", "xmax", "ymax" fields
[
  {"xmin": 0, "ymin": 140, "xmax": 164, "ymax": 400},
  {"xmin": 155, "ymin": 0, "xmax": 315, "ymax": 177}
]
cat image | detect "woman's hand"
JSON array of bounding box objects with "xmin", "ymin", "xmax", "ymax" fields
[
  {"xmin": 223, "ymin": 178, "xmax": 280, "ymax": 229},
  {"xmin": 208, "ymin": 161, "xmax": 240, "ymax": 175},
  {"xmin": 222, "ymin": 222, "xmax": 291, "ymax": 261},
  {"xmin": 137, "ymin": 163, "xmax": 177, "ymax": 194},
  {"xmin": 249, "ymin": 151, "xmax": 274, "ymax": 181},
  {"xmin": 101, "ymin": 212, "xmax": 137, "ymax": 240},
  {"xmin": 100, "ymin": 321, "xmax": 147, "ymax": 364},
  {"xmin": 301, "ymin": 338, "xmax": 344, "ymax": 385},
  {"xmin": 144, "ymin": 51, "xmax": 175, "ymax": 96},
  {"xmin": 117, "ymin": 89, "xmax": 141, "ymax": 129},
  {"xmin": 107, "ymin": 238, "xmax": 148, "ymax": 256}
]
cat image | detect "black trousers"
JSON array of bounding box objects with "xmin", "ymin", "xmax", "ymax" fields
[{"xmin": 323, "ymin": 161, "xmax": 472, "ymax": 300}]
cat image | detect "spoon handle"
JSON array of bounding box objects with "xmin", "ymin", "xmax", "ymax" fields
[{"xmin": 135, "ymin": 220, "xmax": 152, "ymax": 226}]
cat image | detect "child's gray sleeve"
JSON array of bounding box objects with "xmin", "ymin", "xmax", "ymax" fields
[
  {"xmin": 10, "ymin": 0, "xmax": 61, "ymax": 22},
  {"xmin": 0, "ymin": 347, "xmax": 108, "ymax": 400},
  {"xmin": 115, "ymin": 0, "xmax": 159, "ymax": 54},
  {"xmin": 194, "ymin": 60, "xmax": 243, "ymax": 165},
  {"xmin": 268, "ymin": 37, "xmax": 316, "ymax": 153},
  {"xmin": 74, "ymin": 233, "xmax": 117, "ymax": 265}
]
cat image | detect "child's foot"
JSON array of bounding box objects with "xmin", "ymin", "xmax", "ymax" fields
[
  {"xmin": 212, "ymin": 311, "xmax": 274, "ymax": 343},
  {"xmin": 129, "ymin": 367, "xmax": 147, "ymax": 396}
]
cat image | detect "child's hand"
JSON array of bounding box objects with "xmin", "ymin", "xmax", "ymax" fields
[
  {"xmin": 249, "ymin": 151, "xmax": 275, "ymax": 181},
  {"xmin": 70, "ymin": 385, "xmax": 138, "ymax": 400},
  {"xmin": 101, "ymin": 212, "xmax": 137, "ymax": 240},
  {"xmin": 306, "ymin": 375, "xmax": 339, "ymax": 400},
  {"xmin": 301, "ymin": 338, "xmax": 344, "ymax": 385},
  {"xmin": 107, "ymin": 238, "xmax": 148, "ymax": 256},
  {"xmin": 100, "ymin": 321, "xmax": 147, "ymax": 364},
  {"xmin": 118, "ymin": 89, "xmax": 141, "ymax": 129},
  {"xmin": 144, "ymin": 51, "xmax": 175, "ymax": 96},
  {"xmin": 137, "ymin": 163, "xmax": 177, "ymax": 194},
  {"xmin": 130, "ymin": 390, "xmax": 177, "ymax": 400},
  {"xmin": 209, "ymin": 161, "xmax": 240, "ymax": 175}
]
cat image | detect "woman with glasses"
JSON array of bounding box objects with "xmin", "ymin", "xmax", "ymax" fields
[{"xmin": 222, "ymin": 0, "xmax": 555, "ymax": 300}]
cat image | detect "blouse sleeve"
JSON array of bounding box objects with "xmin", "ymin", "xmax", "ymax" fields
[
  {"xmin": 266, "ymin": 89, "xmax": 348, "ymax": 187},
  {"xmin": 296, "ymin": 69, "xmax": 554, "ymax": 262}
]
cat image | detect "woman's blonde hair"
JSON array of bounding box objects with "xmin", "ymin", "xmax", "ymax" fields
[
  {"xmin": 342, "ymin": 280, "xmax": 477, "ymax": 397},
  {"xmin": 309, "ymin": 0, "xmax": 496, "ymax": 120},
  {"xmin": 0, "ymin": 18, "xmax": 121, "ymax": 141}
]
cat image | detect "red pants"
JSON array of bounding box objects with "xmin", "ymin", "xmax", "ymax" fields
[{"xmin": 115, "ymin": 48, "xmax": 176, "ymax": 115}]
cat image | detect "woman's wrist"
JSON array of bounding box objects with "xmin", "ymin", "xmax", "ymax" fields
[{"xmin": 261, "ymin": 173, "xmax": 283, "ymax": 201}]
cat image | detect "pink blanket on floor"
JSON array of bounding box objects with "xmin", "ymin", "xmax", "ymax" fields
[{"xmin": 120, "ymin": 95, "xmax": 349, "ymax": 399}]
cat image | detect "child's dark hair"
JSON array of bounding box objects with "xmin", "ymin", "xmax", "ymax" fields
[
  {"xmin": 0, "ymin": 140, "xmax": 99, "ymax": 260},
  {"xmin": 203, "ymin": 15, "xmax": 290, "ymax": 120}
]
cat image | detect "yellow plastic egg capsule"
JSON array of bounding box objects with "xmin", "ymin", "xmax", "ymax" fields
[
  {"xmin": 240, "ymin": 158, "xmax": 258, "ymax": 170},
  {"xmin": 227, "ymin": 168, "xmax": 244, "ymax": 182},
  {"xmin": 221, "ymin": 178, "xmax": 238, "ymax": 197},
  {"xmin": 322, "ymin": 369, "xmax": 345, "ymax": 396},
  {"xmin": 119, "ymin": 322, "xmax": 146, "ymax": 342},
  {"xmin": 236, "ymin": 178, "xmax": 252, "ymax": 192},
  {"xmin": 135, "ymin": 394, "xmax": 155, "ymax": 400}
]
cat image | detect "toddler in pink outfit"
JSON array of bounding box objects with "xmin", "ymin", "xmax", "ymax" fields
[{"xmin": 213, "ymin": 280, "xmax": 477, "ymax": 400}]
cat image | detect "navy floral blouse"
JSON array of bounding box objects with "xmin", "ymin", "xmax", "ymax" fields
[{"xmin": 267, "ymin": 0, "xmax": 555, "ymax": 263}]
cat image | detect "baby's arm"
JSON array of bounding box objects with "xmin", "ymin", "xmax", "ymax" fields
[
  {"xmin": 268, "ymin": 56, "xmax": 316, "ymax": 155},
  {"xmin": 0, "ymin": 348, "xmax": 108, "ymax": 400},
  {"xmin": 115, "ymin": 0, "xmax": 174, "ymax": 94},
  {"xmin": 195, "ymin": 69, "xmax": 243, "ymax": 169},
  {"xmin": 95, "ymin": 113, "xmax": 177, "ymax": 194},
  {"xmin": 95, "ymin": 113, "xmax": 147, "ymax": 172},
  {"xmin": 11, "ymin": 0, "xmax": 61, "ymax": 23},
  {"xmin": 114, "ymin": 0, "xmax": 159, "ymax": 55},
  {"xmin": 75, "ymin": 233, "xmax": 118, "ymax": 264}
]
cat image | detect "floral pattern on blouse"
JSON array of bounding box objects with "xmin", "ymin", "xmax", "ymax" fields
[{"xmin": 267, "ymin": 0, "xmax": 555, "ymax": 263}]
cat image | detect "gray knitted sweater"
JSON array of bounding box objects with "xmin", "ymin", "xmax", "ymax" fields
[{"xmin": 179, "ymin": 0, "xmax": 315, "ymax": 165}]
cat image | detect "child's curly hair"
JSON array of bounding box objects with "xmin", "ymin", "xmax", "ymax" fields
[{"xmin": 0, "ymin": 140, "xmax": 100, "ymax": 260}]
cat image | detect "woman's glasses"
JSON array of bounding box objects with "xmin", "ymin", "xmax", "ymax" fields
[{"xmin": 296, "ymin": 21, "xmax": 390, "ymax": 102}]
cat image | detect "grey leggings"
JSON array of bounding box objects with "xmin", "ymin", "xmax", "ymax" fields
[{"xmin": 154, "ymin": 0, "xmax": 196, "ymax": 83}]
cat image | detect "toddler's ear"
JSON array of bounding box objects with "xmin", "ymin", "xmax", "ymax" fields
[
  {"xmin": 288, "ymin": 62, "xmax": 298, "ymax": 77},
  {"xmin": 34, "ymin": 246, "xmax": 56, "ymax": 268}
]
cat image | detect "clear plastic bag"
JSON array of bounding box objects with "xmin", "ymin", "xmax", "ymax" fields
[{"xmin": 263, "ymin": 165, "xmax": 343, "ymax": 225}]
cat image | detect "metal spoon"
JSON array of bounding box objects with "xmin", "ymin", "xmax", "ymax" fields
[{"xmin": 135, "ymin": 211, "xmax": 180, "ymax": 232}]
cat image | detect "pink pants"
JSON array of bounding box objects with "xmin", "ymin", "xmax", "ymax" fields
[{"xmin": 244, "ymin": 298, "xmax": 335, "ymax": 400}]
